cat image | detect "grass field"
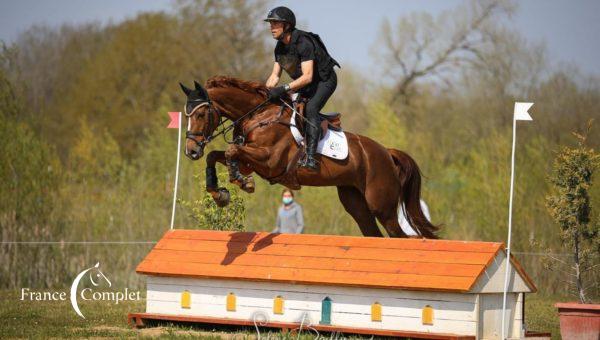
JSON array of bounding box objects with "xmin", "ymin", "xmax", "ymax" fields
[{"xmin": 0, "ymin": 290, "xmax": 561, "ymax": 339}]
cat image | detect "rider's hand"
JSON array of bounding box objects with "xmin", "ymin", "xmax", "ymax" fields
[{"xmin": 268, "ymin": 85, "xmax": 287, "ymax": 99}]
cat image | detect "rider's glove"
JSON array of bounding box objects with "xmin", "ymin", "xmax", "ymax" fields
[{"xmin": 268, "ymin": 85, "xmax": 288, "ymax": 99}]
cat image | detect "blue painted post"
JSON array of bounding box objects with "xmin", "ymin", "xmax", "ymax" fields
[{"xmin": 320, "ymin": 297, "xmax": 332, "ymax": 325}]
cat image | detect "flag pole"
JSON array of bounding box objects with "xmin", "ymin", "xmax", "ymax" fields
[
  {"xmin": 501, "ymin": 116, "xmax": 517, "ymax": 339},
  {"xmin": 501, "ymin": 102, "xmax": 533, "ymax": 339},
  {"xmin": 170, "ymin": 111, "xmax": 182, "ymax": 230}
]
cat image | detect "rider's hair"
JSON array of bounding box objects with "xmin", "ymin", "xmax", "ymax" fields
[{"xmin": 281, "ymin": 188, "xmax": 294, "ymax": 197}]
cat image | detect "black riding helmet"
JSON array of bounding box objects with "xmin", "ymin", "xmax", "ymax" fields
[{"xmin": 264, "ymin": 6, "xmax": 296, "ymax": 29}]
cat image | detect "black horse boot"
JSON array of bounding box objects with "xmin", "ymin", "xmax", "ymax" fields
[{"xmin": 299, "ymin": 123, "xmax": 319, "ymax": 171}]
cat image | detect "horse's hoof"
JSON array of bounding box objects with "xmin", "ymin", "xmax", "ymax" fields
[
  {"xmin": 241, "ymin": 176, "xmax": 255, "ymax": 193},
  {"xmin": 214, "ymin": 188, "xmax": 230, "ymax": 207},
  {"xmin": 229, "ymin": 178, "xmax": 242, "ymax": 186}
]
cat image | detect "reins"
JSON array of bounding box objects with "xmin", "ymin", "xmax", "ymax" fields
[
  {"xmin": 186, "ymin": 93, "xmax": 322, "ymax": 184},
  {"xmin": 239, "ymin": 97, "xmax": 320, "ymax": 142},
  {"xmin": 185, "ymin": 98, "xmax": 270, "ymax": 147},
  {"xmin": 279, "ymin": 98, "xmax": 320, "ymax": 130},
  {"xmin": 186, "ymin": 94, "xmax": 319, "ymax": 150}
]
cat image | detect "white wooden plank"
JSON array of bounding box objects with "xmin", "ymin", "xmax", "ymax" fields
[
  {"xmin": 146, "ymin": 299, "xmax": 477, "ymax": 336},
  {"xmin": 146, "ymin": 276, "xmax": 477, "ymax": 304},
  {"xmin": 511, "ymin": 293, "xmax": 524, "ymax": 339},
  {"xmin": 146, "ymin": 283, "xmax": 475, "ymax": 321},
  {"xmin": 146, "ymin": 299, "xmax": 322, "ymax": 323},
  {"xmin": 474, "ymin": 294, "xmax": 480, "ymax": 340},
  {"xmin": 331, "ymin": 311, "xmax": 477, "ymax": 335},
  {"xmin": 470, "ymin": 253, "xmax": 532, "ymax": 293},
  {"xmin": 479, "ymin": 293, "xmax": 519, "ymax": 339}
]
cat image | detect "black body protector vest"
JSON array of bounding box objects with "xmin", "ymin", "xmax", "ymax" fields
[{"xmin": 275, "ymin": 29, "xmax": 340, "ymax": 84}]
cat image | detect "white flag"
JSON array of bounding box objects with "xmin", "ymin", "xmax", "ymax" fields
[{"xmin": 514, "ymin": 102, "xmax": 533, "ymax": 121}]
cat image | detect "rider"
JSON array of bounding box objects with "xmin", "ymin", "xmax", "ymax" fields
[{"xmin": 264, "ymin": 6, "xmax": 340, "ymax": 171}]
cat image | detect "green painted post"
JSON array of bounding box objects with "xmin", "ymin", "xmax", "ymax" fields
[{"xmin": 320, "ymin": 297, "xmax": 332, "ymax": 325}]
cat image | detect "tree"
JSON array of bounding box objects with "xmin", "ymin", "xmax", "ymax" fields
[
  {"xmin": 0, "ymin": 68, "xmax": 63, "ymax": 288},
  {"xmin": 546, "ymin": 121, "xmax": 600, "ymax": 303},
  {"xmin": 6, "ymin": 0, "xmax": 272, "ymax": 158},
  {"xmin": 373, "ymin": 0, "xmax": 515, "ymax": 104}
]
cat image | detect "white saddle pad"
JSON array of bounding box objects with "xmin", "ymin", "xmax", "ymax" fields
[{"xmin": 290, "ymin": 110, "xmax": 348, "ymax": 160}]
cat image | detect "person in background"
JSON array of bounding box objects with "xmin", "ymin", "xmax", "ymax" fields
[
  {"xmin": 398, "ymin": 199, "xmax": 431, "ymax": 237},
  {"xmin": 272, "ymin": 189, "xmax": 304, "ymax": 234}
]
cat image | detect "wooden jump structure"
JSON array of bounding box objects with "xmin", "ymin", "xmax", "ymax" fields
[{"xmin": 128, "ymin": 229, "xmax": 548, "ymax": 339}]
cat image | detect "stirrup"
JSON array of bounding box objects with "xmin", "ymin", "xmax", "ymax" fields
[{"xmin": 298, "ymin": 154, "xmax": 319, "ymax": 171}]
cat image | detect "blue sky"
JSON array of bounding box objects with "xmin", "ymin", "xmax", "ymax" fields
[{"xmin": 1, "ymin": 0, "xmax": 599, "ymax": 76}]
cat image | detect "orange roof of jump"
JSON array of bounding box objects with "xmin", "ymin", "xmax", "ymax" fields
[{"xmin": 136, "ymin": 229, "xmax": 535, "ymax": 292}]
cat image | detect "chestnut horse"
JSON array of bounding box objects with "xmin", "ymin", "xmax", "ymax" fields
[{"xmin": 180, "ymin": 76, "xmax": 438, "ymax": 238}]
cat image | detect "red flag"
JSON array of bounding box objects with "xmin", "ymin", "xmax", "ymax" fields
[{"xmin": 167, "ymin": 112, "xmax": 180, "ymax": 129}]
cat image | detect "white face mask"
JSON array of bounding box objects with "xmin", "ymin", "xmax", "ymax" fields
[{"xmin": 282, "ymin": 197, "xmax": 293, "ymax": 205}]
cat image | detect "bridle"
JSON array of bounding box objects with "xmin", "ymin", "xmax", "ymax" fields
[
  {"xmin": 184, "ymin": 99, "xmax": 221, "ymax": 150},
  {"xmin": 184, "ymin": 97, "xmax": 272, "ymax": 151}
]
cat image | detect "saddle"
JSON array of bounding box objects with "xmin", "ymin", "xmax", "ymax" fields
[
  {"xmin": 271, "ymin": 98, "xmax": 348, "ymax": 188},
  {"xmin": 294, "ymin": 101, "xmax": 342, "ymax": 140}
]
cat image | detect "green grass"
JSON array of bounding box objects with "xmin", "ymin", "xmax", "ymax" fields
[
  {"xmin": 1, "ymin": 289, "xmax": 139, "ymax": 338},
  {"xmin": 0, "ymin": 289, "xmax": 561, "ymax": 339},
  {"xmin": 525, "ymin": 294, "xmax": 563, "ymax": 340},
  {"xmin": 0, "ymin": 289, "xmax": 358, "ymax": 339}
]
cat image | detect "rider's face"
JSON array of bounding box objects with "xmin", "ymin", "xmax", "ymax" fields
[{"xmin": 269, "ymin": 21, "xmax": 285, "ymax": 40}]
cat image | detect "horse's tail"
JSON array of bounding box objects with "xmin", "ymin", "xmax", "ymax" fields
[{"xmin": 388, "ymin": 148, "xmax": 440, "ymax": 239}]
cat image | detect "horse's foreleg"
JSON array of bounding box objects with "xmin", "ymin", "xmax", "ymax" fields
[
  {"xmin": 226, "ymin": 158, "xmax": 255, "ymax": 193},
  {"xmin": 225, "ymin": 144, "xmax": 270, "ymax": 194},
  {"xmin": 226, "ymin": 144, "xmax": 271, "ymax": 165},
  {"xmin": 225, "ymin": 144, "xmax": 269, "ymax": 193},
  {"xmin": 205, "ymin": 150, "xmax": 230, "ymax": 207}
]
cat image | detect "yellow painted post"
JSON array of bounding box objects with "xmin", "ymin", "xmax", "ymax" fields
[
  {"xmin": 226, "ymin": 292, "xmax": 236, "ymax": 311},
  {"xmin": 371, "ymin": 302, "xmax": 382, "ymax": 322},
  {"xmin": 273, "ymin": 295, "xmax": 284, "ymax": 314},
  {"xmin": 422, "ymin": 305, "xmax": 434, "ymax": 325},
  {"xmin": 181, "ymin": 290, "xmax": 191, "ymax": 309}
]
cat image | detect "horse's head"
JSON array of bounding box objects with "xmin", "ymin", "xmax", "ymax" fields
[
  {"xmin": 88, "ymin": 262, "xmax": 111, "ymax": 288},
  {"xmin": 179, "ymin": 81, "xmax": 220, "ymax": 160}
]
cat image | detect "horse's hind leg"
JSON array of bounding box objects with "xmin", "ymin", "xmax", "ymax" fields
[
  {"xmin": 363, "ymin": 181, "xmax": 408, "ymax": 238},
  {"xmin": 337, "ymin": 186, "xmax": 383, "ymax": 237},
  {"xmin": 373, "ymin": 208, "xmax": 407, "ymax": 238}
]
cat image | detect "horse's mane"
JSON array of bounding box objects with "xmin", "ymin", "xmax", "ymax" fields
[{"xmin": 205, "ymin": 76, "xmax": 269, "ymax": 99}]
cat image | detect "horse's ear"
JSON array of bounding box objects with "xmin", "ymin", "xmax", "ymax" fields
[
  {"xmin": 179, "ymin": 82, "xmax": 192, "ymax": 96},
  {"xmin": 194, "ymin": 80, "xmax": 209, "ymax": 100}
]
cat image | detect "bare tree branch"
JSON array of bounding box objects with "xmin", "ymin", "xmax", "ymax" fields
[{"xmin": 373, "ymin": 0, "xmax": 515, "ymax": 104}]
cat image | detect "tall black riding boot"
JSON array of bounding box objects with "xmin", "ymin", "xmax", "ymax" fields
[{"xmin": 299, "ymin": 123, "xmax": 319, "ymax": 171}]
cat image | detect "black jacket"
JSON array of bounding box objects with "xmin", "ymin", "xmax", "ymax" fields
[{"xmin": 275, "ymin": 29, "xmax": 340, "ymax": 83}]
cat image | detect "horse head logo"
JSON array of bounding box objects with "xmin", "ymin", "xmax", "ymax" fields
[{"xmin": 70, "ymin": 262, "xmax": 111, "ymax": 319}]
